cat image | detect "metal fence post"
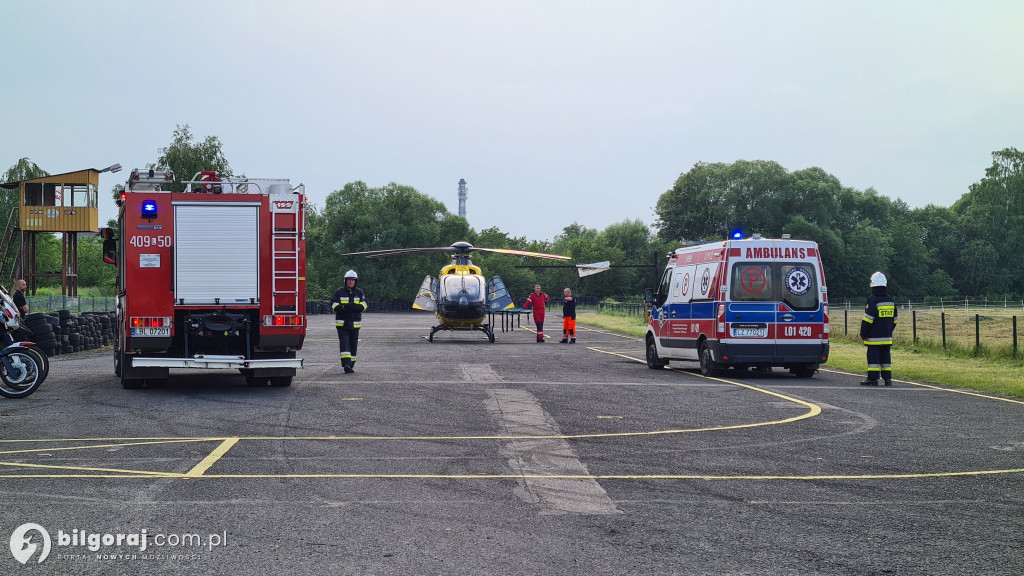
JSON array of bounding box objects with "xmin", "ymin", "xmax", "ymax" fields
[
  {"xmin": 1014, "ymin": 316, "xmax": 1018, "ymax": 358},
  {"xmin": 941, "ymin": 313, "xmax": 946, "ymax": 348},
  {"xmin": 975, "ymin": 313, "xmax": 980, "ymax": 352},
  {"xmin": 912, "ymin": 310, "xmax": 917, "ymax": 344}
]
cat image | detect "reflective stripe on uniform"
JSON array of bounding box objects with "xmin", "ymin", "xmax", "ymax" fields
[{"xmin": 862, "ymin": 315, "xmax": 875, "ymax": 323}]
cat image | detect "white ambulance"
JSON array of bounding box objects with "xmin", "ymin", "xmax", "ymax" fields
[{"xmin": 643, "ymin": 235, "xmax": 829, "ymax": 377}]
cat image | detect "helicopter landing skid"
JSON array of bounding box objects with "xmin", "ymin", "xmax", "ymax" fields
[{"xmin": 428, "ymin": 323, "xmax": 495, "ymax": 343}]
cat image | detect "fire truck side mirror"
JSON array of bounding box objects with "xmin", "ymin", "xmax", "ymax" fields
[
  {"xmin": 99, "ymin": 227, "xmax": 115, "ymax": 239},
  {"xmin": 102, "ymin": 238, "xmax": 117, "ymax": 266}
]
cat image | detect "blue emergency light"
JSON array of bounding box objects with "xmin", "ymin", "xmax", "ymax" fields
[
  {"xmin": 141, "ymin": 200, "xmax": 158, "ymax": 219},
  {"xmin": 730, "ymin": 229, "xmax": 744, "ymax": 240}
]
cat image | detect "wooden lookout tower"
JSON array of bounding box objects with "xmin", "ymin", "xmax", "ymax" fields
[{"xmin": 0, "ymin": 165, "xmax": 120, "ymax": 296}]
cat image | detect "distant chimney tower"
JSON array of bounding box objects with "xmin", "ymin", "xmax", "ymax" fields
[{"xmin": 457, "ymin": 178, "xmax": 468, "ymax": 219}]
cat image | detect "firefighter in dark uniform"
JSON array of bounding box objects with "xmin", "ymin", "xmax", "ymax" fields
[
  {"xmin": 860, "ymin": 271, "xmax": 898, "ymax": 386},
  {"xmin": 332, "ymin": 269, "xmax": 367, "ymax": 373}
]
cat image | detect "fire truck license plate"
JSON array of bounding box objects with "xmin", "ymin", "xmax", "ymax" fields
[
  {"xmin": 731, "ymin": 327, "xmax": 767, "ymax": 338},
  {"xmin": 132, "ymin": 327, "xmax": 170, "ymax": 337}
]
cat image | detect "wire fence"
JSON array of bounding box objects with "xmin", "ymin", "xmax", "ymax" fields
[
  {"xmin": 598, "ymin": 299, "xmax": 1022, "ymax": 357},
  {"xmin": 26, "ymin": 295, "xmax": 117, "ymax": 314}
]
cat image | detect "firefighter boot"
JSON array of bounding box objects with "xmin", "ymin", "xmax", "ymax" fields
[
  {"xmin": 859, "ymin": 379, "xmax": 878, "ymax": 386},
  {"xmin": 570, "ymin": 338, "xmax": 576, "ymax": 344},
  {"xmin": 560, "ymin": 338, "xmax": 568, "ymax": 344}
]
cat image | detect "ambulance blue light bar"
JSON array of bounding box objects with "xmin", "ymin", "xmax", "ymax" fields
[{"xmin": 730, "ymin": 229, "xmax": 744, "ymax": 239}]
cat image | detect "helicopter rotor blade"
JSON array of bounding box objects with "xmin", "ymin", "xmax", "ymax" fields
[
  {"xmin": 341, "ymin": 247, "xmax": 456, "ymax": 259},
  {"xmin": 472, "ymin": 247, "xmax": 571, "ymax": 260}
]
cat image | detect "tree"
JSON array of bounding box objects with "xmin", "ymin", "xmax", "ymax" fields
[
  {"xmin": 307, "ymin": 182, "xmax": 471, "ymax": 301},
  {"xmin": 76, "ymin": 236, "xmax": 117, "ymax": 293},
  {"xmin": 2, "ymin": 158, "xmax": 49, "ymax": 217},
  {"xmin": 145, "ymin": 124, "xmax": 234, "ymax": 195},
  {"xmin": 951, "ymin": 148, "xmax": 1024, "ymax": 295}
]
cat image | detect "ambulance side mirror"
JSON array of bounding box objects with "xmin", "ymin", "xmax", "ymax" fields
[
  {"xmin": 643, "ymin": 288, "xmax": 654, "ymax": 307},
  {"xmin": 102, "ymin": 238, "xmax": 117, "ymax": 265}
]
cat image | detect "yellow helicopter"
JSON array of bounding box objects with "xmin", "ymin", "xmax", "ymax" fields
[{"xmin": 343, "ymin": 241, "xmax": 570, "ymax": 342}]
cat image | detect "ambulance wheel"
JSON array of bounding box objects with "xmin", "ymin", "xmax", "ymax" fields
[
  {"xmin": 269, "ymin": 376, "xmax": 293, "ymax": 387},
  {"xmin": 646, "ymin": 336, "xmax": 667, "ymax": 369},
  {"xmin": 699, "ymin": 343, "xmax": 722, "ymax": 377},
  {"xmin": 790, "ymin": 365, "xmax": 816, "ymax": 378}
]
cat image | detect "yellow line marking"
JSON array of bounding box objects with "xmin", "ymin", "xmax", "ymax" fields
[
  {"xmin": 0, "ymin": 460, "xmax": 177, "ymax": 477},
  {"xmin": 820, "ymin": 368, "xmax": 1024, "ymax": 406},
  {"xmin": 185, "ymin": 438, "xmax": 239, "ymax": 478},
  {"xmin": 587, "ymin": 346, "xmax": 822, "ymax": 417},
  {"xmin": 1, "ymin": 349, "xmax": 1020, "ymax": 481},
  {"xmin": 1, "ymin": 468, "xmax": 1021, "ymax": 480},
  {"xmin": 0, "ymin": 438, "xmax": 223, "ymax": 456}
]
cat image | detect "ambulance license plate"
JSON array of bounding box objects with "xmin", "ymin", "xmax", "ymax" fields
[
  {"xmin": 132, "ymin": 327, "xmax": 170, "ymax": 337},
  {"xmin": 731, "ymin": 325, "xmax": 767, "ymax": 338}
]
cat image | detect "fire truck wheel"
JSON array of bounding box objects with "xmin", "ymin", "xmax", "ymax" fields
[
  {"xmin": 699, "ymin": 343, "xmax": 723, "ymax": 377},
  {"xmin": 121, "ymin": 377, "xmax": 144, "ymax": 389},
  {"xmin": 269, "ymin": 376, "xmax": 293, "ymax": 387},
  {"xmin": 645, "ymin": 336, "xmax": 667, "ymax": 369},
  {"xmin": 245, "ymin": 374, "xmax": 269, "ymax": 387}
]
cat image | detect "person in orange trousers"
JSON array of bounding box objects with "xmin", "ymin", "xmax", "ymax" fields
[{"xmin": 559, "ymin": 288, "xmax": 577, "ymax": 344}]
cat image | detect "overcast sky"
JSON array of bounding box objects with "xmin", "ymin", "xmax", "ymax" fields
[{"xmin": 2, "ymin": 0, "xmax": 1021, "ymax": 242}]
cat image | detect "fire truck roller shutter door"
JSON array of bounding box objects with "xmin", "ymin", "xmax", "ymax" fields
[{"xmin": 173, "ymin": 202, "xmax": 261, "ymax": 305}]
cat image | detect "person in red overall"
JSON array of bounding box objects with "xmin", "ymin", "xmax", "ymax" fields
[{"xmin": 523, "ymin": 284, "xmax": 550, "ymax": 343}]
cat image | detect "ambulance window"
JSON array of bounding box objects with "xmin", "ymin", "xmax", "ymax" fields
[
  {"xmin": 655, "ymin": 268, "xmax": 672, "ymax": 307},
  {"xmin": 730, "ymin": 263, "xmax": 773, "ymax": 301},
  {"xmin": 780, "ymin": 263, "xmax": 818, "ymax": 310},
  {"xmin": 671, "ymin": 268, "xmax": 683, "ymax": 298}
]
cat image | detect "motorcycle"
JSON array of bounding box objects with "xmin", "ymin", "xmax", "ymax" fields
[{"xmin": 0, "ymin": 287, "xmax": 46, "ymax": 398}]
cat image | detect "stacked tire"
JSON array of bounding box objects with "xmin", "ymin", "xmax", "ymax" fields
[
  {"xmin": 23, "ymin": 310, "xmax": 117, "ymax": 357},
  {"xmin": 24, "ymin": 312, "xmax": 59, "ymax": 357}
]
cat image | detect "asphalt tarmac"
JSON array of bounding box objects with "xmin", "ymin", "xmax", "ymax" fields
[{"xmin": 1, "ymin": 311, "xmax": 1021, "ymax": 575}]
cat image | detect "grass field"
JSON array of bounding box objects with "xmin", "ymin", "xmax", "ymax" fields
[
  {"xmin": 831, "ymin": 306, "xmax": 1023, "ymax": 360},
  {"xmin": 578, "ymin": 309, "xmax": 1024, "ymax": 399}
]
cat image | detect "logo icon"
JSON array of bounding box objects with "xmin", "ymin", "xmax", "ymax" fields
[
  {"xmin": 785, "ymin": 268, "xmax": 811, "ymax": 296},
  {"xmin": 9, "ymin": 523, "xmax": 51, "ymax": 564}
]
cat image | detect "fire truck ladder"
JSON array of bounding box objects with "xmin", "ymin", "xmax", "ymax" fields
[{"xmin": 271, "ymin": 209, "xmax": 300, "ymax": 313}]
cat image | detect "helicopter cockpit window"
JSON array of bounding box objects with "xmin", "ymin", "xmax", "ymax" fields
[{"xmin": 441, "ymin": 275, "xmax": 483, "ymax": 300}]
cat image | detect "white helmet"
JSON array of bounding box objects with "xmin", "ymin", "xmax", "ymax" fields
[
  {"xmin": 344, "ymin": 269, "xmax": 358, "ymax": 280},
  {"xmin": 869, "ymin": 271, "xmax": 887, "ymax": 287}
]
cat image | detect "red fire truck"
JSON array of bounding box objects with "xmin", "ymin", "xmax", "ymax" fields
[{"xmin": 101, "ymin": 169, "xmax": 306, "ymax": 388}]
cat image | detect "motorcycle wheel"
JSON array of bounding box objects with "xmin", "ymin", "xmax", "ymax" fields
[{"xmin": 0, "ymin": 351, "xmax": 43, "ymax": 398}]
